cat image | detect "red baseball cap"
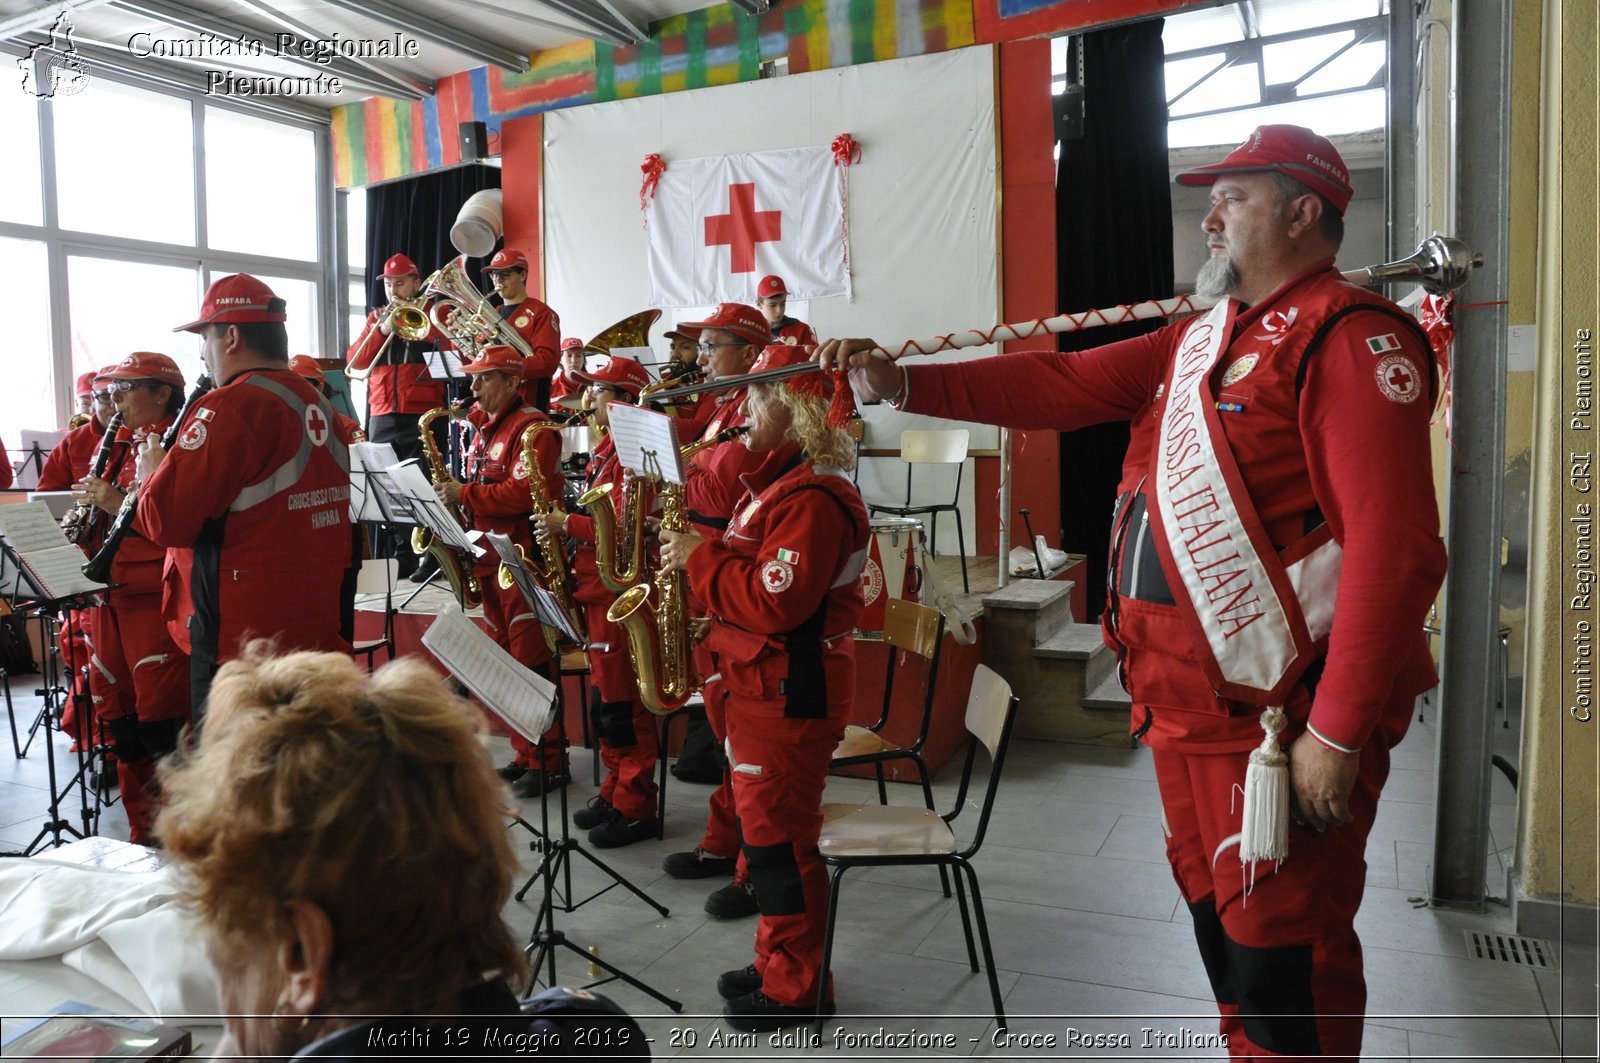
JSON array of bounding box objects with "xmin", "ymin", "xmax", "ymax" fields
[
  {"xmin": 459, "ymin": 345, "xmax": 526, "ymax": 378},
  {"xmin": 560, "ymin": 337, "xmax": 584, "ymax": 352},
  {"xmin": 175, "ymin": 274, "xmax": 287, "ymax": 333},
  {"xmin": 683, "ymin": 303, "xmax": 768, "ymax": 346},
  {"xmin": 664, "ymin": 324, "xmax": 702, "ymax": 344},
  {"xmin": 75, "ymin": 371, "xmax": 97, "ymax": 398},
  {"xmin": 383, "ymin": 253, "xmax": 419, "ymax": 277},
  {"xmin": 95, "ymin": 351, "xmax": 185, "ymax": 389},
  {"xmin": 486, "ymin": 249, "xmax": 528, "ymax": 273},
  {"xmin": 288, "ymin": 355, "xmax": 324, "ymax": 381},
  {"xmin": 756, "ymin": 275, "xmax": 789, "ymax": 299},
  {"xmin": 1175, "ymin": 124, "xmax": 1353, "ymax": 215},
  {"xmin": 576, "ymin": 356, "xmax": 651, "ymax": 396}
]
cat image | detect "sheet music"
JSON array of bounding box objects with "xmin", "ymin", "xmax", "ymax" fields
[
  {"xmin": 385, "ymin": 461, "xmax": 481, "ymax": 554},
  {"xmin": 15, "ymin": 429, "xmax": 66, "ymax": 490},
  {"xmin": 421, "ymin": 606, "xmax": 556, "ymax": 741},
  {"xmin": 348, "ymin": 443, "xmax": 415, "ymax": 524},
  {"xmin": 606, "ymin": 402, "xmax": 684, "ymax": 484},
  {"xmin": 0, "ymin": 502, "xmax": 108, "ymax": 601},
  {"xmin": 425, "ymin": 349, "xmax": 468, "ymax": 380},
  {"xmin": 483, "ymin": 532, "xmax": 584, "ymax": 646}
]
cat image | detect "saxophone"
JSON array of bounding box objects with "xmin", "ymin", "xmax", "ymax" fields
[
  {"xmin": 607, "ymin": 426, "xmax": 749, "ymax": 715},
  {"xmin": 577, "ymin": 475, "xmax": 650, "ymax": 595},
  {"xmin": 412, "ymin": 403, "xmax": 483, "ymax": 609},
  {"xmin": 496, "ymin": 421, "xmax": 587, "ymax": 649}
]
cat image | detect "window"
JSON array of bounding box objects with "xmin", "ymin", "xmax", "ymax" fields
[
  {"xmin": 205, "ymin": 109, "xmax": 318, "ymax": 261},
  {"xmin": 0, "ymin": 95, "xmax": 43, "ymax": 226},
  {"xmin": 252, "ymin": 274, "xmax": 319, "ymax": 359},
  {"xmin": 67, "ymin": 256, "xmax": 202, "ymax": 387},
  {"xmin": 0, "ymin": 237, "xmax": 54, "ymax": 438},
  {"xmin": 53, "ymin": 80, "xmax": 195, "ymax": 244}
]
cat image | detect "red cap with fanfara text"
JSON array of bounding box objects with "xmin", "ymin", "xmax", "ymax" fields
[
  {"xmin": 383, "ymin": 254, "xmax": 419, "ymax": 277},
  {"xmin": 96, "ymin": 352, "xmax": 185, "ymax": 389},
  {"xmin": 75, "ymin": 371, "xmax": 97, "ymax": 398},
  {"xmin": 1175, "ymin": 124, "xmax": 1354, "ymax": 215},
  {"xmin": 459, "ymin": 345, "xmax": 527, "ymax": 378},
  {"xmin": 682, "ymin": 303, "xmax": 769, "ymax": 346},
  {"xmin": 174, "ymin": 274, "xmax": 287, "ymax": 333},
  {"xmin": 288, "ymin": 355, "xmax": 324, "ymax": 381},
  {"xmin": 575, "ymin": 355, "xmax": 652, "ymax": 397},
  {"xmin": 486, "ymin": 249, "xmax": 529, "ymax": 273}
]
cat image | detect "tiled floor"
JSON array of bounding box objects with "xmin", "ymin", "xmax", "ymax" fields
[{"xmin": 2, "ymin": 674, "xmax": 1595, "ymax": 1061}]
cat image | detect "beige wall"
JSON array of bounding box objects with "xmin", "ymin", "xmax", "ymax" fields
[{"xmin": 1519, "ymin": 0, "xmax": 1598, "ymax": 915}]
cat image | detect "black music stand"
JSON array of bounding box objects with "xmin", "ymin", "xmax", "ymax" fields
[{"xmin": 348, "ymin": 449, "xmax": 415, "ymax": 634}]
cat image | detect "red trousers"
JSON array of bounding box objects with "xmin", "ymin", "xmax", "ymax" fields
[
  {"xmin": 1152, "ymin": 708, "xmax": 1401, "ymax": 1061},
  {"xmin": 693, "ymin": 674, "xmax": 741, "ymax": 864},
  {"xmin": 727, "ymin": 709, "xmax": 843, "ymax": 1007},
  {"xmin": 584, "ymin": 600, "xmax": 657, "ymax": 821},
  {"xmin": 480, "ymin": 576, "xmax": 563, "ymax": 771}
]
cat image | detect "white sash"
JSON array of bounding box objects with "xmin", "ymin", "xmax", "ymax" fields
[{"xmin": 1149, "ymin": 300, "xmax": 1340, "ymax": 705}]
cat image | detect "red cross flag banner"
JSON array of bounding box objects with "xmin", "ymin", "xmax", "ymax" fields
[{"xmin": 644, "ymin": 145, "xmax": 851, "ymax": 307}]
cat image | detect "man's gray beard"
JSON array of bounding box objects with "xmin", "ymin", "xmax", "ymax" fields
[{"xmin": 1195, "ymin": 254, "xmax": 1239, "ymax": 299}]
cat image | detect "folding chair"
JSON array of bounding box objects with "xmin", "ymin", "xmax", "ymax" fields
[
  {"xmin": 351, "ymin": 558, "xmax": 399, "ymax": 673},
  {"xmin": 868, "ymin": 429, "xmax": 970, "ymax": 593},
  {"xmin": 814, "ymin": 664, "xmax": 1019, "ymax": 1033}
]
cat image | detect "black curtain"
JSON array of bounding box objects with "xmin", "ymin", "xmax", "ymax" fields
[
  {"xmin": 1055, "ymin": 18, "xmax": 1173, "ymax": 621},
  {"xmin": 363, "ymin": 164, "xmax": 503, "ymax": 309}
]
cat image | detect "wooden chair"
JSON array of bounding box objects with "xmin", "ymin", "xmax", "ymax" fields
[
  {"xmin": 814, "ymin": 664, "xmax": 1019, "ymax": 1033},
  {"xmin": 832, "ymin": 598, "xmax": 944, "ymax": 807},
  {"xmin": 868, "ymin": 428, "xmax": 970, "ymax": 592}
]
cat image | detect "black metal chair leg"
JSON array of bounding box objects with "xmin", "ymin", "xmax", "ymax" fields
[
  {"xmin": 815, "ymin": 866, "xmax": 848, "ymax": 1036},
  {"xmin": 873, "ymin": 762, "xmax": 888, "ymax": 805},
  {"xmin": 954, "ymin": 509, "xmax": 969, "ymax": 592},
  {"xmin": 961, "ymin": 862, "xmax": 1005, "ymax": 1032},
  {"xmin": 913, "ymin": 758, "xmax": 952, "ymax": 898},
  {"xmin": 950, "ymin": 860, "xmax": 979, "ymax": 971}
]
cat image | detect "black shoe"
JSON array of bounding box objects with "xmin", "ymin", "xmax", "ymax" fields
[
  {"xmin": 663, "ymin": 846, "xmax": 737, "ymax": 879},
  {"xmin": 572, "ymin": 796, "xmax": 614, "ymax": 831},
  {"xmin": 704, "ymin": 879, "xmax": 759, "ymax": 919},
  {"xmin": 716, "ymin": 964, "xmax": 762, "ymax": 1000},
  {"xmin": 722, "ymin": 989, "xmax": 834, "ymax": 1032},
  {"xmin": 496, "ymin": 761, "xmax": 528, "ymax": 783},
  {"xmin": 587, "ymin": 808, "xmax": 656, "ymax": 849},
  {"xmin": 511, "ymin": 768, "xmax": 571, "ymax": 799},
  {"xmin": 407, "ymin": 556, "xmax": 439, "ymax": 584}
]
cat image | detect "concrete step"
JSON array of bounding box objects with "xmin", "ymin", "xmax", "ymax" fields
[
  {"xmin": 1081, "ymin": 669, "xmax": 1133, "ymax": 712},
  {"xmin": 981, "ymin": 578, "xmax": 1075, "ymax": 647},
  {"xmin": 1033, "ymin": 622, "xmax": 1119, "ymax": 695},
  {"xmin": 984, "ymin": 625, "xmax": 1131, "ymax": 748}
]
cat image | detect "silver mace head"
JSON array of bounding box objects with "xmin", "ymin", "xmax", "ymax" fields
[{"xmin": 1360, "ymin": 234, "xmax": 1485, "ymax": 296}]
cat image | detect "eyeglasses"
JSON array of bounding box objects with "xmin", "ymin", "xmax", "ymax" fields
[
  {"xmin": 697, "ymin": 341, "xmax": 746, "ymax": 354},
  {"xmin": 91, "ymin": 390, "xmax": 114, "ymax": 403},
  {"xmin": 104, "ymin": 380, "xmax": 155, "ymax": 395}
]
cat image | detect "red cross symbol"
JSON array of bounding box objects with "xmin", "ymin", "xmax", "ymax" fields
[
  {"xmin": 1387, "ymin": 365, "xmax": 1413, "ymax": 393},
  {"xmin": 705, "ymin": 183, "xmax": 781, "ymax": 274},
  {"xmin": 305, "ymin": 405, "xmax": 328, "ymax": 445}
]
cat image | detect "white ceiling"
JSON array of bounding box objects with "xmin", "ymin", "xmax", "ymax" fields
[{"xmin": 1, "ymin": 0, "xmax": 733, "ymax": 114}]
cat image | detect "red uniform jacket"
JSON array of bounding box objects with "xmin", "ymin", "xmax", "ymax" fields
[
  {"xmin": 684, "ymin": 389, "xmax": 763, "ymax": 535},
  {"xmin": 103, "ymin": 416, "xmax": 175, "ymax": 597},
  {"xmin": 347, "ymin": 305, "xmax": 448, "ymax": 417},
  {"xmin": 903, "ymin": 263, "xmax": 1446, "ymax": 753},
  {"xmin": 459, "ymin": 402, "xmax": 562, "ymax": 577},
  {"xmin": 772, "ymin": 317, "xmax": 818, "ymax": 347},
  {"xmin": 39, "ymin": 419, "xmax": 106, "ymax": 491},
  {"xmin": 498, "ymin": 298, "xmax": 561, "ymax": 410},
  {"xmin": 688, "ymin": 442, "xmax": 869, "ymax": 719},
  {"xmin": 135, "ymin": 368, "xmax": 353, "ymax": 664}
]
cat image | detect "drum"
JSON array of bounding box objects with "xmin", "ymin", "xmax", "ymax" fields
[{"xmin": 857, "ymin": 516, "xmax": 923, "ymax": 635}]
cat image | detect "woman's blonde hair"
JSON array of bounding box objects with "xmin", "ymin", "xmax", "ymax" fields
[
  {"xmin": 750, "ymin": 383, "xmax": 855, "ymax": 470},
  {"xmin": 157, "ymin": 644, "xmax": 526, "ymax": 1015}
]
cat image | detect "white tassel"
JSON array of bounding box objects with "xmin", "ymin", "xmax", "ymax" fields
[{"xmin": 1238, "ymin": 707, "xmax": 1290, "ymax": 864}]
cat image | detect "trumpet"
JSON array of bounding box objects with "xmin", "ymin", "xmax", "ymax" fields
[
  {"xmin": 346, "ymin": 288, "xmax": 436, "ymax": 382},
  {"xmin": 425, "ymin": 258, "xmax": 533, "ymax": 362}
]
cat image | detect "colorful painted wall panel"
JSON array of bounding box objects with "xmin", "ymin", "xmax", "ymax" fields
[{"xmin": 333, "ymin": 0, "xmax": 978, "ymax": 187}]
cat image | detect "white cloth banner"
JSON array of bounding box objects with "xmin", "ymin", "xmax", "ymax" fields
[{"xmin": 646, "ymin": 146, "xmax": 849, "ymax": 307}]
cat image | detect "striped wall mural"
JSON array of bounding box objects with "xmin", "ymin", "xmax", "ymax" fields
[{"xmin": 331, "ymin": 0, "xmax": 975, "ymax": 188}]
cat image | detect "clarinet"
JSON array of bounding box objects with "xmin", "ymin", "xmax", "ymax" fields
[
  {"xmin": 61, "ymin": 411, "xmax": 124, "ymax": 546},
  {"xmin": 82, "ymin": 374, "xmax": 213, "ymax": 583}
]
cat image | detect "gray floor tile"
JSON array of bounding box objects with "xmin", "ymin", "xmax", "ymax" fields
[
  {"xmin": 1402, "ymin": 1025, "xmax": 1566, "ymax": 1061},
  {"xmin": 1096, "ymin": 813, "xmax": 1166, "ymax": 864},
  {"xmin": 1363, "ymin": 944, "xmax": 1557, "ymax": 1053},
  {"xmin": 1354, "ymin": 885, "xmax": 1515, "ymax": 960},
  {"xmin": 1357, "ymin": 1020, "xmax": 1411, "ymax": 1061},
  {"xmin": 980, "ymin": 797, "xmax": 1123, "ymax": 857}
]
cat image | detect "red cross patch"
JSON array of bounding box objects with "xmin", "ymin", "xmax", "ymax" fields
[
  {"xmin": 761, "ymin": 560, "xmax": 794, "ymax": 593},
  {"xmin": 178, "ymin": 420, "xmax": 207, "ymax": 451},
  {"xmin": 859, "ymin": 558, "xmax": 884, "ymax": 605},
  {"xmin": 304, "ymin": 405, "xmax": 329, "ymax": 445},
  {"xmin": 1374, "ymin": 354, "xmax": 1421, "ymax": 404}
]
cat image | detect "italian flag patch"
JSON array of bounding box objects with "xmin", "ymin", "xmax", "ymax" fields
[
  {"xmin": 1365, "ymin": 333, "xmax": 1401, "ymax": 355},
  {"xmin": 776, "ymin": 548, "xmax": 801, "ymax": 564}
]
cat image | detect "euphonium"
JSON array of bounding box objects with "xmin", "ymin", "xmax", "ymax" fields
[
  {"xmin": 62, "ymin": 411, "xmax": 123, "ymax": 546},
  {"xmin": 425, "ymin": 258, "xmax": 532, "ymax": 361},
  {"xmin": 412, "ymin": 403, "xmax": 483, "ymax": 609},
  {"xmin": 607, "ymin": 425, "xmax": 749, "ymax": 715},
  {"xmin": 496, "ymin": 421, "xmax": 586, "ymax": 648}
]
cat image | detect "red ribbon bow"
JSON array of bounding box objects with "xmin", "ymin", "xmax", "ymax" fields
[
  {"xmin": 639, "ymin": 154, "xmax": 666, "ymax": 212},
  {"xmin": 830, "ymin": 134, "xmax": 861, "ymax": 167}
]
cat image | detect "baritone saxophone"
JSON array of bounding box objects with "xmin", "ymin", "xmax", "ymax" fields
[{"xmin": 413, "ymin": 403, "xmax": 482, "ymax": 609}]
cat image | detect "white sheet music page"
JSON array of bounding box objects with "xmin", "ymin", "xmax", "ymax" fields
[
  {"xmin": 348, "ymin": 442, "xmax": 411, "ymax": 524},
  {"xmin": 425, "ymin": 349, "xmax": 468, "ymax": 381},
  {"xmin": 0, "ymin": 502, "xmax": 108, "ymax": 600},
  {"xmin": 421, "ymin": 606, "xmax": 556, "ymax": 741},
  {"xmin": 385, "ymin": 460, "xmax": 480, "ymax": 554},
  {"xmin": 606, "ymin": 402, "xmax": 684, "ymax": 484}
]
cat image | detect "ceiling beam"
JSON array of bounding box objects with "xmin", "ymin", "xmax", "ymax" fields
[
  {"xmin": 444, "ymin": 0, "xmax": 633, "ymax": 48},
  {"xmin": 585, "ymin": 0, "xmax": 650, "ymax": 43},
  {"xmin": 317, "ymin": 0, "xmax": 532, "ymax": 73},
  {"xmin": 724, "ymin": 0, "xmax": 771, "ymax": 16},
  {"xmin": 232, "ymin": 0, "xmax": 435, "ymax": 99},
  {"xmin": 525, "ymin": 0, "xmax": 643, "ymax": 46},
  {"xmin": 0, "ymin": 0, "xmax": 118, "ymax": 43},
  {"xmin": 1, "ymin": 31, "xmax": 329, "ymax": 121},
  {"xmin": 110, "ymin": 0, "xmax": 429, "ymax": 100}
]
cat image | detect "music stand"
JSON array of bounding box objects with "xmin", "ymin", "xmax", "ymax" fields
[
  {"xmin": 420, "ymin": 606, "xmax": 680, "ymax": 1013},
  {"xmin": 348, "ymin": 444, "xmax": 415, "ymax": 633}
]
